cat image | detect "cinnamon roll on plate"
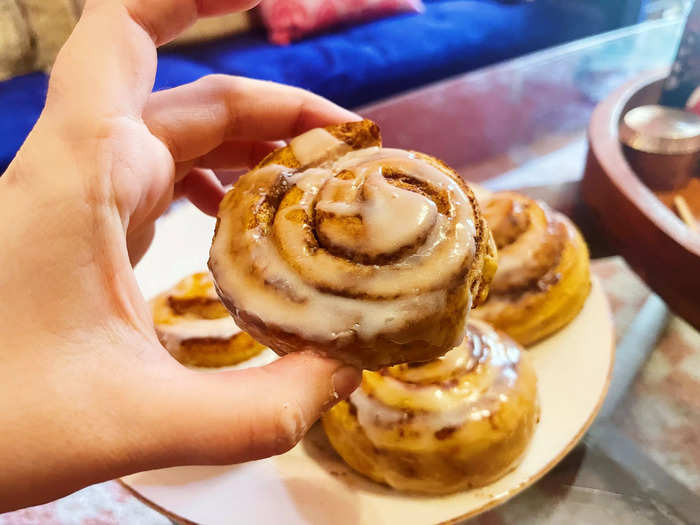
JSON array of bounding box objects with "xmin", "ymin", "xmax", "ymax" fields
[
  {"xmin": 473, "ymin": 192, "xmax": 591, "ymax": 346},
  {"xmin": 322, "ymin": 320, "xmax": 538, "ymax": 494},
  {"xmin": 151, "ymin": 272, "xmax": 267, "ymax": 368},
  {"xmin": 209, "ymin": 120, "xmax": 497, "ymax": 369}
]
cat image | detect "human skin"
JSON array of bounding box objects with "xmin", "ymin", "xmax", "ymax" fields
[{"xmin": 0, "ymin": 0, "xmax": 361, "ymax": 511}]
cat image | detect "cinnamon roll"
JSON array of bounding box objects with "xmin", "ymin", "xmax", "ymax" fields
[
  {"xmin": 209, "ymin": 120, "xmax": 497, "ymax": 370},
  {"xmin": 473, "ymin": 192, "xmax": 591, "ymax": 346},
  {"xmin": 151, "ymin": 272, "xmax": 265, "ymax": 367},
  {"xmin": 321, "ymin": 320, "xmax": 538, "ymax": 494}
]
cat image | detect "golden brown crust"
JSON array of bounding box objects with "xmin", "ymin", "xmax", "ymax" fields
[
  {"xmin": 473, "ymin": 192, "xmax": 591, "ymax": 346},
  {"xmin": 410, "ymin": 150, "xmax": 498, "ymax": 308},
  {"xmin": 327, "ymin": 119, "xmax": 382, "ymax": 149},
  {"xmin": 222, "ymin": 285, "xmax": 473, "ymax": 369},
  {"xmin": 322, "ymin": 320, "xmax": 539, "ymax": 494},
  {"xmin": 257, "ymin": 120, "xmax": 382, "ymax": 170},
  {"xmin": 209, "ymin": 120, "xmax": 495, "ymax": 369},
  {"xmin": 151, "ymin": 272, "xmax": 265, "ymax": 367}
]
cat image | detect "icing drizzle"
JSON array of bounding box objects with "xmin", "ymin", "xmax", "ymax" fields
[
  {"xmin": 350, "ymin": 320, "xmax": 536, "ymax": 450},
  {"xmin": 210, "ymin": 128, "xmax": 479, "ymax": 348}
]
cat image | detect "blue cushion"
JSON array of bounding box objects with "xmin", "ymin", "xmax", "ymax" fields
[
  {"xmin": 0, "ymin": 0, "xmax": 629, "ymax": 173},
  {"xmin": 0, "ymin": 73, "xmax": 48, "ymax": 171},
  {"xmin": 153, "ymin": 0, "xmax": 614, "ymax": 105}
]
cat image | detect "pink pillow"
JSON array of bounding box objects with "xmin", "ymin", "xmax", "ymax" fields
[{"xmin": 259, "ymin": 0, "xmax": 425, "ymax": 45}]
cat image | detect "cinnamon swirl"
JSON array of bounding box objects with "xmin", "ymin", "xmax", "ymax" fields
[
  {"xmin": 473, "ymin": 192, "xmax": 591, "ymax": 346},
  {"xmin": 209, "ymin": 120, "xmax": 497, "ymax": 369},
  {"xmin": 321, "ymin": 320, "xmax": 538, "ymax": 493},
  {"xmin": 151, "ymin": 272, "xmax": 265, "ymax": 367}
]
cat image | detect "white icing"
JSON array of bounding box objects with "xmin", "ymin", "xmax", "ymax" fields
[
  {"xmin": 158, "ymin": 316, "xmax": 242, "ymax": 344},
  {"xmin": 210, "ymin": 136, "xmax": 478, "ymax": 346},
  {"xmin": 290, "ymin": 128, "xmax": 346, "ymax": 166},
  {"xmin": 351, "ymin": 387, "xmax": 480, "ymax": 446},
  {"xmin": 187, "ymin": 348, "xmax": 279, "ymax": 372},
  {"xmin": 496, "ymin": 209, "xmax": 549, "ymax": 279},
  {"xmin": 316, "ymin": 168, "xmax": 438, "ymax": 257},
  {"xmin": 350, "ymin": 321, "xmax": 526, "ymax": 448},
  {"xmin": 482, "ymin": 194, "xmax": 575, "ymax": 296},
  {"xmin": 274, "ymin": 148, "xmax": 475, "ymax": 297}
]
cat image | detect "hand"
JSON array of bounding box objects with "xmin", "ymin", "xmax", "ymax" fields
[{"xmin": 0, "ymin": 0, "xmax": 361, "ymax": 511}]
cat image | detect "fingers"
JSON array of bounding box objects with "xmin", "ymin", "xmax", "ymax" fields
[
  {"xmin": 175, "ymin": 147, "xmax": 284, "ymax": 216},
  {"xmin": 197, "ymin": 140, "xmax": 284, "ymax": 171},
  {"xmin": 149, "ymin": 353, "xmax": 361, "ymax": 466},
  {"xmin": 47, "ymin": 0, "xmax": 259, "ymax": 118},
  {"xmin": 174, "ymin": 168, "xmax": 226, "ymax": 216},
  {"xmin": 173, "ymin": 139, "xmax": 283, "ymax": 183},
  {"xmin": 121, "ymin": 0, "xmax": 262, "ymax": 46},
  {"xmin": 212, "ymin": 169, "xmax": 248, "ymax": 186},
  {"xmin": 126, "ymin": 222, "xmax": 156, "ymax": 266},
  {"xmin": 143, "ymin": 75, "xmax": 361, "ymax": 163}
]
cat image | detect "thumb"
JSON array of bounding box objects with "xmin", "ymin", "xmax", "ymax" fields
[{"xmin": 145, "ymin": 352, "xmax": 361, "ymax": 467}]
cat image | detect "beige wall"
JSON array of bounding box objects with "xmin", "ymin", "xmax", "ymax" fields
[{"xmin": 0, "ymin": 0, "xmax": 254, "ymax": 81}]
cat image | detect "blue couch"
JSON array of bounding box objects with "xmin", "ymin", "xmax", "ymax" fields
[{"xmin": 0, "ymin": 0, "xmax": 642, "ymax": 172}]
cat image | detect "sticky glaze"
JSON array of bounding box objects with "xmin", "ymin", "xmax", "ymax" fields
[
  {"xmin": 321, "ymin": 319, "xmax": 539, "ymax": 493},
  {"xmin": 473, "ymin": 191, "xmax": 591, "ymax": 347},
  {"xmin": 151, "ymin": 272, "xmax": 265, "ymax": 367},
  {"xmin": 210, "ymin": 133, "xmax": 478, "ymax": 347},
  {"xmin": 350, "ymin": 320, "xmax": 535, "ymax": 451}
]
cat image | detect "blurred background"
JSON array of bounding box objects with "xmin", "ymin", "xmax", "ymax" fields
[{"xmin": 0, "ymin": 0, "xmax": 691, "ymax": 174}]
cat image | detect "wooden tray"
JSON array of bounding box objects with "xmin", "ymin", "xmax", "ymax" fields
[{"xmin": 582, "ymin": 70, "xmax": 700, "ymax": 330}]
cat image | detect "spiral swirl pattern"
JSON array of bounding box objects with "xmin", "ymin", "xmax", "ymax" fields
[
  {"xmin": 151, "ymin": 272, "xmax": 265, "ymax": 367},
  {"xmin": 322, "ymin": 319, "xmax": 538, "ymax": 493},
  {"xmin": 210, "ymin": 121, "xmax": 496, "ymax": 369},
  {"xmin": 473, "ymin": 192, "xmax": 591, "ymax": 346}
]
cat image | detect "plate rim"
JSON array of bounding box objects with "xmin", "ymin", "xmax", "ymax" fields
[
  {"xmin": 441, "ymin": 287, "xmax": 615, "ymax": 523},
  {"xmin": 120, "ymin": 276, "xmax": 615, "ymax": 525}
]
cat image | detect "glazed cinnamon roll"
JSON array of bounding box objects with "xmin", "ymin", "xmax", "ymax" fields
[
  {"xmin": 322, "ymin": 320, "xmax": 538, "ymax": 494},
  {"xmin": 151, "ymin": 272, "xmax": 265, "ymax": 367},
  {"xmin": 209, "ymin": 120, "xmax": 497, "ymax": 370},
  {"xmin": 473, "ymin": 192, "xmax": 591, "ymax": 346}
]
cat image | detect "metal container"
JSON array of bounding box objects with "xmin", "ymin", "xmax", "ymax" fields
[{"xmin": 619, "ymin": 104, "xmax": 700, "ymax": 190}]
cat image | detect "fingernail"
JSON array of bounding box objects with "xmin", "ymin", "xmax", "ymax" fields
[{"xmin": 332, "ymin": 366, "xmax": 362, "ymax": 401}]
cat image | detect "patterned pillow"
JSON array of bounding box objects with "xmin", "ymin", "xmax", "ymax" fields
[{"xmin": 259, "ymin": 0, "xmax": 424, "ymax": 45}]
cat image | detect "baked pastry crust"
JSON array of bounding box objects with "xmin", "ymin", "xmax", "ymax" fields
[
  {"xmin": 209, "ymin": 120, "xmax": 497, "ymax": 369},
  {"xmin": 473, "ymin": 191, "xmax": 591, "ymax": 346},
  {"xmin": 151, "ymin": 272, "xmax": 265, "ymax": 367},
  {"xmin": 322, "ymin": 320, "xmax": 538, "ymax": 494}
]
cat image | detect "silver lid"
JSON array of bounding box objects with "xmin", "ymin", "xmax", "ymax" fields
[{"xmin": 619, "ymin": 105, "xmax": 700, "ymax": 155}]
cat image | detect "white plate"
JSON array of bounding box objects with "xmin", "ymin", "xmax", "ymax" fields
[{"xmin": 124, "ymin": 202, "xmax": 615, "ymax": 525}]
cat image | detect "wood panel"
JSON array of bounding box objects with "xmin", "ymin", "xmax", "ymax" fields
[{"xmin": 582, "ymin": 72, "xmax": 700, "ymax": 329}]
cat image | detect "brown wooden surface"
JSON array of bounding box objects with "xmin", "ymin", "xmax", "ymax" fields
[
  {"xmin": 582, "ymin": 72, "xmax": 700, "ymax": 330},
  {"xmin": 656, "ymin": 178, "xmax": 700, "ymax": 229}
]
